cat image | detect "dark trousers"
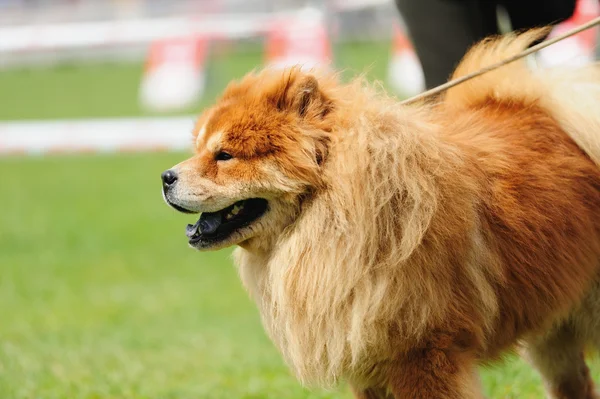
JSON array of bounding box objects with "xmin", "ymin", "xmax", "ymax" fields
[{"xmin": 396, "ymin": 0, "xmax": 577, "ymax": 88}]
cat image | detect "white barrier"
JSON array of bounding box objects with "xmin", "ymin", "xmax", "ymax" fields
[
  {"xmin": 0, "ymin": 14, "xmax": 278, "ymax": 54},
  {"xmin": 0, "ymin": 0, "xmax": 391, "ymax": 55},
  {"xmin": 0, "ymin": 117, "xmax": 196, "ymax": 155}
]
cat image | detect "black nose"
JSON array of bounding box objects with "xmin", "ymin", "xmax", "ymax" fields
[{"xmin": 161, "ymin": 169, "xmax": 178, "ymax": 187}]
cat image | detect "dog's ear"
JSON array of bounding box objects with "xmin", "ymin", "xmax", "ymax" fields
[
  {"xmin": 273, "ymin": 73, "xmax": 332, "ymax": 119},
  {"xmin": 292, "ymin": 76, "xmax": 332, "ymax": 167},
  {"xmin": 292, "ymin": 75, "xmax": 333, "ymax": 119},
  {"xmin": 293, "ymin": 76, "xmax": 321, "ymax": 117}
]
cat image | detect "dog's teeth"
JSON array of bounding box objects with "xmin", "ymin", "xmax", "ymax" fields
[
  {"xmin": 232, "ymin": 203, "xmax": 244, "ymax": 215},
  {"xmin": 224, "ymin": 203, "xmax": 244, "ymax": 221}
]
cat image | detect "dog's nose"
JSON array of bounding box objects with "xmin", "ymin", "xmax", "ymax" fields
[{"xmin": 161, "ymin": 169, "xmax": 178, "ymax": 187}]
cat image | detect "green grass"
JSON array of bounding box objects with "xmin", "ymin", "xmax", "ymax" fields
[{"xmin": 0, "ymin": 41, "xmax": 598, "ymax": 398}]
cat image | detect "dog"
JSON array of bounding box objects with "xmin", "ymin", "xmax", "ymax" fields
[{"xmin": 162, "ymin": 29, "xmax": 600, "ymax": 398}]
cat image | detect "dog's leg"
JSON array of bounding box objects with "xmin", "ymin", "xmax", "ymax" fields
[
  {"xmin": 522, "ymin": 323, "xmax": 597, "ymax": 399},
  {"xmin": 351, "ymin": 386, "xmax": 394, "ymax": 399},
  {"xmin": 386, "ymin": 348, "xmax": 483, "ymax": 399}
]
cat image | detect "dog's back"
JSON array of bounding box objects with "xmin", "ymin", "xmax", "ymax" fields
[{"xmin": 446, "ymin": 28, "xmax": 600, "ymax": 167}]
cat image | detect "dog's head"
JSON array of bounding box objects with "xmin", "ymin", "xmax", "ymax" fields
[{"xmin": 162, "ymin": 68, "xmax": 334, "ymax": 251}]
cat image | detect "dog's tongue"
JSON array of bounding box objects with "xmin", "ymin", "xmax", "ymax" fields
[
  {"xmin": 200, "ymin": 212, "xmax": 222, "ymax": 235},
  {"xmin": 185, "ymin": 219, "xmax": 201, "ymax": 238},
  {"xmin": 186, "ymin": 212, "xmax": 222, "ymax": 238}
]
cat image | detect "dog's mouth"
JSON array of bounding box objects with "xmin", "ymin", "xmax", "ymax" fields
[{"xmin": 185, "ymin": 198, "xmax": 268, "ymax": 247}]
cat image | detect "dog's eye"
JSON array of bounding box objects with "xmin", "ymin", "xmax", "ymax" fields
[{"xmin": 215, "ymin": 151, "xmax": 233, "ymax": 161}]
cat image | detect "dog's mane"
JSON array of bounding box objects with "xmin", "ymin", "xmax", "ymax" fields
[{"xmin": 236, "ymin": 78, "xmax": 492, "ymax": 385}]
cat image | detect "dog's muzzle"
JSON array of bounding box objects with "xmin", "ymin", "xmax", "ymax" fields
[
  {"xmin": 161, "ymin": 169, "xmax": 196, "ymax": 214},
  {"xmin": 161, "ymin": 169, "xmax": 178, "ymax": 190}
]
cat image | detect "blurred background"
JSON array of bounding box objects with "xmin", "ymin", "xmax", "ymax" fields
[{"xmin": 0, "ymin": 1, "xmax": 599, "ymax": 398}]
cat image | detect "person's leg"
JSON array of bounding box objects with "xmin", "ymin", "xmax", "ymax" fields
[
  {"xmin": 502, "ymin": 0, "xmax": 576, "ymax": 31},
  {"xmin": 395, "ymin": 0, "xmax": 498, "ymax": 89}
]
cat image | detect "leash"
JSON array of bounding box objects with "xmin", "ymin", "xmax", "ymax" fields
[{"xmin": 400, "ymin": 16, "xmax": 600, "ymax": 105}]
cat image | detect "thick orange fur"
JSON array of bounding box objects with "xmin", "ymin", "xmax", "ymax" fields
[{"xmin": 165, "ymin": 30, "xmax": 600, "ymax": 398}]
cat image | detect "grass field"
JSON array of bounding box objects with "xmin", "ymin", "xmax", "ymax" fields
[{"xmin": 0, "ymin": 42, "xmax": 598, "ymax": 398}]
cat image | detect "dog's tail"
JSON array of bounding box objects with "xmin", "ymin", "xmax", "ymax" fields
[{"xmin": 445, "ymin": 28, "xmax": 600, "ymax": 167}]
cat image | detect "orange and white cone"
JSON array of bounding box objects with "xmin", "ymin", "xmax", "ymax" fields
[
  {"xmin": 265, "ymin": 7, "xmax": 331, "ymax": 71},
  {"xmin": 387, "ymin": 24, "xmax": 425, "ymax": 97},
  {"xmin": 538, "ymin": 0, "xmax": 599, "ymax": 67},
  {"xmin": 139, "ymin": 36, "xmax": 208, "ymax": 112}
]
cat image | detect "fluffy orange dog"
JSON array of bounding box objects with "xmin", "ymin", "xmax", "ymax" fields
[{"xmin": 162, "ymin": 30, "xmax": 600, "ymax": 398}]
